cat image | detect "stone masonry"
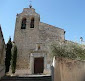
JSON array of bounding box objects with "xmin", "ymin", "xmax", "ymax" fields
[{"xmin": 14, "ymin": 7, "xmax": 65, "ymax": 75}]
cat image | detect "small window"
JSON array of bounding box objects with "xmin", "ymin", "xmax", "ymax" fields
[
  {"xmin": 21, "ymin": 18, "xmax": 26, "ymax": 29},
  {"xmin": 30, "ymin": 18, "xmax": 34, "ymax": 28}
]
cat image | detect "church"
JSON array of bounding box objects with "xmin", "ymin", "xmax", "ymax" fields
[{"xmin": 14, "ymin": 5, "xmax": 65, "ymax": 75}]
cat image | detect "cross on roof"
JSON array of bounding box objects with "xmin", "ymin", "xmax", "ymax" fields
[{"xmin": 29, "ymin": 0, "xmax": 32, "ymax": 8}]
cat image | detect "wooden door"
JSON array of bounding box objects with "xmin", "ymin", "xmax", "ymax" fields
[{"xmin": 34, "ymin": 57, "xmax": 44, "ymax": 74}]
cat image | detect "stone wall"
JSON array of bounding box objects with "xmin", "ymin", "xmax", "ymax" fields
[
  {"xmin": 0, "ymin": 26, "xmax": 5, "ymax": 79},
  {"xmin": 14, "ymin": 7, "xmax": 65, "ymax": 75},
  {"xmin": 54, "ymin": 57, "xmax": 85, "ymax": 81}
]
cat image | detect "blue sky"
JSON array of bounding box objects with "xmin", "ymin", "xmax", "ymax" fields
[{"xmin": 0, "ymin": 0, "xmax": 85, "ymax": 43}]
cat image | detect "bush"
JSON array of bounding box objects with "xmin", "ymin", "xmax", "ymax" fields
[{"xmin": 50, "ymin": 42, "xmax": 85, "ymax": 60}]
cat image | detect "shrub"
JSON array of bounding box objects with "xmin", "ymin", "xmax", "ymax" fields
[{"xmin": 50, "ymin": 42, "xmax": 85, "ymax": 60}]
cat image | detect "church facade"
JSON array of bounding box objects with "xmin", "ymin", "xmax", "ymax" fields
[{"xmin": 14, "ymin": 6, "xmax": 65, "ymax": 75}]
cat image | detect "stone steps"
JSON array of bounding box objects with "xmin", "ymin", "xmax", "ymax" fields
[{"xmin": 0, "ymin": 76, "xmax": 52, "ymax": 81}]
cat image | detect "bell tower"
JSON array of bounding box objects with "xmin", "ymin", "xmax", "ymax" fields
[
  {"xmin": 14, "ymin": 6, "xmax": 40, "ymax": 70},
  {"xmin": 14, "ymin": 6, "xmax": 40, "ymax": 30},
  {"xmin": 14, "ymin": 6, "xmax": 40, "ymax": 41}
]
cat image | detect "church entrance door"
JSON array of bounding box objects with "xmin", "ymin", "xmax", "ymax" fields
[{"xmin": 34, "ymin": 57, "xmax": 44, "ymax": 74}]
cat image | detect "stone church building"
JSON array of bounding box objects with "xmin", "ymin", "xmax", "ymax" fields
[{"xmin": 14, "ymin": 6, "xmax": 65, "ymax": 75}]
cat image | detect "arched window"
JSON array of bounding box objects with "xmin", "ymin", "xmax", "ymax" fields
[
  {"xmin": 30, "ymin": 18, "xmax": 34, "ymax": 28},
  {"xmin": 21, "ymin": 18, "xmax": 26, "ymax": 29}
]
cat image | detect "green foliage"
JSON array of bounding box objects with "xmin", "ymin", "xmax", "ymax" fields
[
  {"xmin": 11, "ymin": 45, "xmax": 17, "ymax": 73},
  {"xmin": 50, "ymin": 42, "xmax": 85, "ymax": 60},
  {"xmin": 5, "ymin": 37, "xmax": 12, "ymax": 73}
]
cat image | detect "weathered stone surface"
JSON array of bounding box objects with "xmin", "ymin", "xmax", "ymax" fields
[
  {"xmin": 14, "ymin": 7, "xmax": 65, "ymax": 75},
  {"xmin": 54, "ymin": 57, "xmax": 85, "ymax": 81}
]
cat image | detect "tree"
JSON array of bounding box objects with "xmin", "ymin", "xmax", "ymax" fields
[
  {"xmin": 50, "ymin": 41, "xmax": 85, "ymax": 60},
  {"xmin": 11, "ymin": 43, "xmax": 17, "ymax": 73},
  {"xmin": 5, "ymin": 37, "xmax": 12, "ymax": 73}
]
